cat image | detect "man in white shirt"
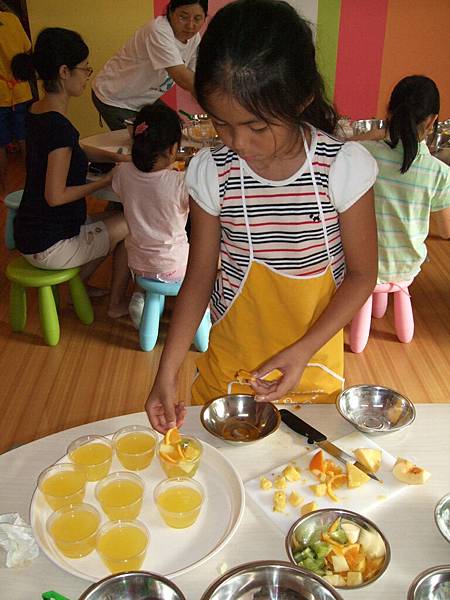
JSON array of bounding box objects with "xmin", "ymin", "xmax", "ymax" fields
[{"xmin": 92, "ymin": 0, "xmax": 207, "ymax": 130}]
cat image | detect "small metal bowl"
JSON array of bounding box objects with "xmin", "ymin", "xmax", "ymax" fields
[
  {"xmin": 79, "ymin": 570, "xmax": 186, "ymax": 599},
  {"xmin": 407, "ymin": 565, "xmax": 450, "ymax": 600},
  {"xmin": 285, "ymin": 508, "xmax": 391, "ymax": 589},
  {"xmin": 200, "ymin": 394, "xmax": 280, "ymax": 445},
  {"xmin": 200, "ymin": 560, "xmax": 344, "ymax": 600},
  {"xmin": 336, "ymin": 384, "xmax": 416, "ymax": 434},
  {"xmin": 435, "ymin": 493, "xmax": 450, "ymax": 544}
]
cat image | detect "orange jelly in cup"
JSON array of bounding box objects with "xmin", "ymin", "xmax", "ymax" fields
[
  {"xmin": 157, "ymin": 432, "xmax": 203, "ymax": 478},
  {"xmin": 67, "ymin": 435, "xmax": 113, "ymax": 481},
  {"xmin": 38, "ymin": 463, "xmax": 87, "ymax": 510},
  {"xmin": 154, "ymin": 476, "xmax": 205, "ymax": 528},
  {"xmin": 96, "ymin": 519, "xmax": 149, "ymax": 573},
  {"xmin": 47, "ymin": 503, "xmax": 100, "ymax": 558},
  {"xmin": 95, "ymin": 472, "xmax": 144, "ymax": 521},
  {"xmin": 113, "ymin": 425, "xmax": 157, "ymax": 471}
]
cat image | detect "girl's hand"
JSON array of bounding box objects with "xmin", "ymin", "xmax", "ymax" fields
[
  {"xmin": 250, "ymin": 345, "xmax": 308, "ymax": 403},
  {"xmin": 145, "ymin": 381, "xmax": 187, "ymax": 433}
]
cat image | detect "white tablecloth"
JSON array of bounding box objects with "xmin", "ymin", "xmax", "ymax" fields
[{"xmin": 1, "ymin": 404, "xmax": 449, "ymax": 599}]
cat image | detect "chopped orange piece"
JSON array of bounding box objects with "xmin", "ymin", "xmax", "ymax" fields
[
  {"xmin": 159, "ymin": 448, "xmax": 179, "ymax": 464},
  {"xmin": 164, "ymin": 427, "xmax": 181, "ymax": 446},
  {"xmin": 309, "ymin": 450, "xmax": 325, "ymax": 473},
  {"xmin": 329, "ymin": 474, "xmax": 347, "ymax": 489},
  {"xmin": 329, "ymin": 517, "xmax": 341, "ymax": 533},
  {"xmin": 326, "ymin": 482, "xmax": 339, "ymax": 502}
]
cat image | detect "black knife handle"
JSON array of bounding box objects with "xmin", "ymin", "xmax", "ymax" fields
[{"xmin": 279, "ymin": 409, "xmax": 327, "ymax": 444}]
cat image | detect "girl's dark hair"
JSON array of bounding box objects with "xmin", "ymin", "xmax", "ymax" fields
[
  {"xmin": 132, "ymin": 103, "xmax": 182, "ymax": 172},
  {"xmin": 387, "ymin": 75, "xmax": 440, "ymax": 173},
  {"xmin": 195, "ymin": 0, "xmax": 337, "ymax": 134},
  {"xmin": 166, "ymin": 0, "xmax": 208, "ymax": 16},
  {"xmin": 12, "ymin": 27, "xmax": 88, "ymax": 93}
]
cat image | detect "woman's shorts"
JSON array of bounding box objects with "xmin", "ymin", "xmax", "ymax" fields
[{"xmin": 24, "ymin": 221, "xmax": 110, "ymax": 269}]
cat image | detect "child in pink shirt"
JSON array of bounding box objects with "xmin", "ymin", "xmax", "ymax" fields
[{"xmin": 112, "ymin": 103, "xmax": 189, "ymax": 327}]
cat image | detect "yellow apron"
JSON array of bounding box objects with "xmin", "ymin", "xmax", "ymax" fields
[{"xmin": 192, "ymin": 135, "xmax": 344, "ymax": 405}]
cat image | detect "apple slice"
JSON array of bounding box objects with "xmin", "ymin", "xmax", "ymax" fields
[
  {"xmin": 346, "ymin": 462, "xmax": 371, "ymax": 488},
  {"xmin": 354, "ymin": 448, "xmax": 382, "ymax": 473},
  {"xmin": 392, "ymin": 457, "xmax": 431, "ymax": 484}
]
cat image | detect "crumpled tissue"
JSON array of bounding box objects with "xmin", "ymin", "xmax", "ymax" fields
[{"xmin": 0, "ymin": 513, "xmax": 39, "ymax": 568}]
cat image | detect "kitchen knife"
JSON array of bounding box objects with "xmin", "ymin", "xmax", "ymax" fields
[{"xmin": 279, "ymin": 409, "xmax": 382, "ymax": 483}]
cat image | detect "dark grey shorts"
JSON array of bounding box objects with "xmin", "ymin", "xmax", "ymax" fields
[{"xmin": 91, "ymin": 91, "xmax": 138, "ymax": 131}]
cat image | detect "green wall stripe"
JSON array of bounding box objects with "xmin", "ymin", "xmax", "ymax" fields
[{"xmin": 316, "ymin": 0, "xmax": 341, "ymax": 103}]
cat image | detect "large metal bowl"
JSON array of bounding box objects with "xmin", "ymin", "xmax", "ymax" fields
[
  {"xmin": 200, "ymin": 394, "xmax": 280, "ymax": 445},
  {"xmin": 200, "ymin": 560, "xmax": 344, "ymax": 600},
  {"xmin": 352, "ymin": 119, "xmax": 385, "ymax": 135},
  {"xmin": 435, "ymin": 493, "xmax": 450, "ymax": 544},
  {"xmin": 407, "ymin": 565, "xmax": 450, "ymax": 600},
  {"xmin": 79, "ymin": 571, "xmax": 186, "ymax": 599},
  {"xmin": 285, "ymin": 508, "xmax": 391, "ymax": 589},
  {"xmin": 336, "ymin": 384, "xmax": 416, "ymax": 434}
]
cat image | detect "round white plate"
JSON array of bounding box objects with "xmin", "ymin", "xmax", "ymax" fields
[{"xmin": 30, "ymin": 436, "xmax": 245, "ymax": 582}]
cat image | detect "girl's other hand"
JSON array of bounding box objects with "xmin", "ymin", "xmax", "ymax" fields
[
  {"xmin": 145, "ymin": 384, "xmax": 187, "ymax": 433},
  {"xmin": 250, "ymin": 346, "xmax": 307, "ymax": 402}
]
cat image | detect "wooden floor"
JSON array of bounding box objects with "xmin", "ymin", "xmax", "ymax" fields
[{"xmin": 1, "ymin": 153, "xmax": 449, "ymax": 454}]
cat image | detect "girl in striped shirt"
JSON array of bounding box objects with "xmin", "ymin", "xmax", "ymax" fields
[{"xmin": 146, "ymin": 0, "xmax": 378, "ymax": 433}]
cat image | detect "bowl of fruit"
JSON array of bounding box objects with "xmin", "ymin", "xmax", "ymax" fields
[{"xmin": 285, "ymin": 508, "xmax": 390, "ymax": 589}]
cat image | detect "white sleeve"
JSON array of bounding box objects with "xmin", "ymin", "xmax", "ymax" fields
[
  {"xmin": 329, "ymin": 141, "xmax": 378, "ymax": 213},
  {"xmin": 146, "ymin": 19, "xmax": 184, "ymax": 70},
  {"xmin": 185, "ymin": 149, "xmax": 221, "ymax": 216}
]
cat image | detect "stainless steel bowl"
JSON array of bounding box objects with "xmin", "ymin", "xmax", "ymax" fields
[
  {"xmin": 352, "ymin": 119, "xmax": 385, "ymax": 135},
  {"xmin": 79, "ymin": 571, "xmax": 186, "ymax": 600},
  {"xmin": 285, "ymin": 508, "xmax": 391, "ymax": 589},
  {"xmin": 407, "ymin": 565, "xmax": 450, "ymax": 600},
  {"xmin": 200, "ymin": 560, "xmax": 344, "ymax": 600},
  {"xmin": 200, "ymin": 394, "xmax": 280, "ymax": 445},
  {"xmin": 435, "ymin": 493, "xmax": 450, "ymax": 544},
  {"xmin": 336, "ymin": 384, "xmax": 416, "ymax": 434}
]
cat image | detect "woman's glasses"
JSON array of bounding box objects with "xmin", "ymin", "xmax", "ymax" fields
[{"xmin": 73, "ymin": 66, "xmax": 94, "ymax": 77}]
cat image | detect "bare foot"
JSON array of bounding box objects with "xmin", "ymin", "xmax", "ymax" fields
[{"xmin": 107, "ymin": 301, "xmax": 129, "ymax": 319}]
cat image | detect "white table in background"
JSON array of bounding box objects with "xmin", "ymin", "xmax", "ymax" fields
[{"xmin": 1, "ymin": 405, "xmax": 449, "ymax": 599}]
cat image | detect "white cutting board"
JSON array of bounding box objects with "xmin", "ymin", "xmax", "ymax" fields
[{"xmin": 245, "ymin": 431, "xmax": 408, "ymax": 535}]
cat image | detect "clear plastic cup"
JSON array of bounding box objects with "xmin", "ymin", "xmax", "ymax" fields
[
  {"xmin": 112, "ymin": 425, "xmax": 158, "ymax": 471},
  {"xmin": 157, "ymin": 435, "xmax": 203, "ymax": 478},
  {"xmin": 67, "ymin": 435, "xmax": 113, "ymax": 481},
  {"xmin": 46, "ymin": 503, "xmax": 100, "ymax": 558},
  {"xmin": 95, "ymin": 471, "xmax": 144, "ymax": 521},
  {"xmin": 37, "ymin": 463, "xmax": 87, "ymax": 510},
  {"xmin": 154, "ymin": 476, "xmax": 205, "ymax": 529},
  {"xmin": 96, "ymin": 519, "xmax": 149, "ymax": 573}
]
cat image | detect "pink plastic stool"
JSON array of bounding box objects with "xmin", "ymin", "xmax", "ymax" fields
[{"xmin": 350, "ymin": 280, "xmax": 414, "ymax": 353}]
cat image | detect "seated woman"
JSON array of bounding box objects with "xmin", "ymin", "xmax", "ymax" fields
[
  {"xmin": 12, "ymin": 27, "xmax": 131, "ymax": 317},
  {"xmin": 361, "ymin": 75, "xmax": 450, "ymax": 286}
]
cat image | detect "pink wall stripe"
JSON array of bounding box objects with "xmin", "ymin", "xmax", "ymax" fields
[{"xmin": 334, "ymin": 0, "xmax": 388, "ymax": 119}]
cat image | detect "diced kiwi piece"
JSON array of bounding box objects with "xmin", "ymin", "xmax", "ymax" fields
[
  {"xmin": 330, "ymin": 528, "xmax": 348, "ymax": 544},
  {"xmin": 312, "ymin": 540, "xmax": 332, "ymax": 559}
]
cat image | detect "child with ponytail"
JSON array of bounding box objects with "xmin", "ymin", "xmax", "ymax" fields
[
  {"xmin": 362, "ymin": 75, "xmax": 450, "ymax": 285},
  {"xmin": 112, "ymin": 103, "xmax": 189, "ymax": 327}
]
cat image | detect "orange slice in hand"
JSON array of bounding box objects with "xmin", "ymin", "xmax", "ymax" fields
[{"xmin": 165, "ymin": 427, "xmax": 181, "ymax": 446}]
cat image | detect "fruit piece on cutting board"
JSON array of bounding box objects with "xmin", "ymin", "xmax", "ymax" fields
[
  {"xmin": 346, "ymin": 462, "xmax": 371, "ymax": 488},
  {"xmin": 392, "ymin": 457, "xmax": 431, "ymax": 484},
  {"xmin": 354, "ymin": 448, "xmax": 382, "ymax": 473}
]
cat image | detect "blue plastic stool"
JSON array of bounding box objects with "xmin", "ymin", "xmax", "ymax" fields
[
  {"xmin": 4, "ymin": 189, "xmax": 23, "ymax": 250},
  {"xmin": 136, "ymin": 277, "xmax": 211, "ymax": 352}
]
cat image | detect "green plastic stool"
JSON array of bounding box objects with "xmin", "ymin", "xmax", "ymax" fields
[{"xmin": 6, "ymin": 256, "xmax": 94, "ymax": 346}]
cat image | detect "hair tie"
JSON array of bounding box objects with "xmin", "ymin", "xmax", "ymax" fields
[{"xmin": 135, "ymin": 122, "xmax": 149, "ymax": 135}]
